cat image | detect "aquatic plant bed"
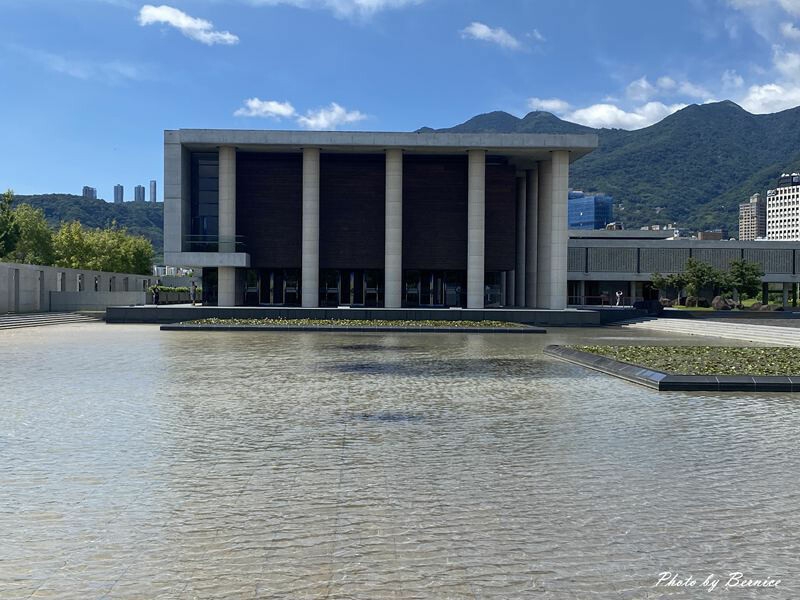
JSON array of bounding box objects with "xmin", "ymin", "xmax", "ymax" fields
[
  {"xmin": 163, "ymin": 318, "xmax": 545, "ymax": 334},
  {"xmin": 544, "ymin": 345, "xmax": 800, "ymax": 391}
]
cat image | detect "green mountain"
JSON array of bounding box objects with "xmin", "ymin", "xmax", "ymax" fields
[
  {"xmin": 11, "ymin": 194, "xmax": 164, "ymax": 259},
  {"xmin": 420, "ymin": 102, "xmax": 800, "ymax": 234}
]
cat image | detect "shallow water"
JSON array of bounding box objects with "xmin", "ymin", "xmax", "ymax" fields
[{"xmin": 1, "ymin": 324, "xmax": 798, "ymax": 599}]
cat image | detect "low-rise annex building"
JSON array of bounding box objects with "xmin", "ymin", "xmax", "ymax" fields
[{"xmin": 163, "ymin": 129, "xmax": 598, "ymax": 309}]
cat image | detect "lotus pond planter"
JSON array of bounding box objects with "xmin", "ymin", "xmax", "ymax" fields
[
  {"xmin": 162, "ymin": 323, "xmax": 546, "ymax": 334},
  {"xmin": 544, "ymin": 345, "xmax": 800, "ymax": 392}
]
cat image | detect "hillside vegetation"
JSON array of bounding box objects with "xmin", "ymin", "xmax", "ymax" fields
[
  {"xmin": 11, "ymin": 194, "xmax": 164, "ymax": 258},
  {"xmin": 421, "ymin": 101, "xmax": 800, "ymax": 234}
]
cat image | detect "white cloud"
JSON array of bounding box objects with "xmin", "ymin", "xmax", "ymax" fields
[
  {"xmin": 247, "ymin": 0, "xmax": 424, "ymax": 19},
  {"xmin": 460, "ymin": 22, "xmax": 522, "ymax": 50},
  {"xmin": 138, "ymin": 5, "xmax": 239, "ymax": 45},
  {"xmin": 530, "ymin": 28, "xmax": 545, "ymax": 42},
  {"xmin": 565, "ymin": 101, "xmax": 687, "ymax": 129},
  {"xmin": 625, "ymin": 76, "xmax": 656, "ymax": 101},
  {"xmin": 780, "ymin": 21, "xmax": 800, "ymax": 38},
  {"xmin": 11, "ymin": 45, "xmax": 149, "ymax": 84},
  {"xmin": 234, "ymin": 98, "xmax": 367, "ymax": 129},
  {"xmin": 739, "ymin": 82, "xmax": 800, "ymax": 112},
  {"xmin": 527, "ymin": 97, "xmax": 570, "ymax": 112},
  {"xmin": 722, "ymin": 69, "xmax": 744, "ymax": 88},
  {"xmin": 774, "ymin": 47, "xmax": 800, "ymax": 80},
  {"xmin": 678, "ymin": 80, "xmax": 712, "ymax": 98},
  {"xmin": 234, "ymin": 98, "xmax": 296, "ymax": 118},
  {"xmin": 657, "ymin": 76, "xmax": 677, "ymax": 90},
  {"xmin": 297, "ymin": 102, "xmax": 367, "ymax": 129}
]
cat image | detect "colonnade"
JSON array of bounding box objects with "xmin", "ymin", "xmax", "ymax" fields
[{"xmin": 214, "ymin": 145, "xmax": 570, "ymax": 309}]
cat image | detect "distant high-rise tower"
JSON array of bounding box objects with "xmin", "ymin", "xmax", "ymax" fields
[
  {"xmin": 149, "ymin": 180, "xmax": 157, "ymax": 203},
  {"xmin": 767, "ymin": 173, "xmax": 800, "ymax": 241},
  {"xmin": 134, "ymin": 185, "xmax": 145, "ymax": 203},
  {"xmin": 739, "ymin": 193, "xmax": 766, "ymax": 240},
  {"xmin": 114, "ymin": 184, "xmax": 124, "ymax": 204},
  {"xmin": 82, "ymin": 186, "xmax": 97, "ymax": 200},
  {"xmin": 567, "ymin": 191, "xmax": 614, "ymax": 229}
]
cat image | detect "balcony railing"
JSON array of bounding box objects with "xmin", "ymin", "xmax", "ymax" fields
[{"xmin": 183, "ymin": 235, "xmax": 247, "ymax": 253}]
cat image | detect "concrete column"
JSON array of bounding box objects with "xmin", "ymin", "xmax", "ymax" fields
[
  {"xmin": 514, "ymin": 175, "xmax": 526, "ymax": 307},
  {"xmin": 467, "ymin": 149, "xmax": 486, "ymax": 309},
  {"xmin": 218, "ymin": 266, "xmax": 236, "ymax": 307},
  {"xmin": 302, "ymin": 148, "xmax": 321, "ymax": 308},
  {"xmin": 385, "ymin": 149, "xmax": 403, "ymax": 308},
  {"xmin": 537, "ymin": 151, "xmax": 569, "ymax": 309},
  {"xmin": 579, "ymin": 280, "xmax": 585, "ymax": 305},
  {"xmin": 783, "ymin": 283, "xmax": 790, "ymax": 308},
  {"xmin": 524, "ymin": 167, "xmax": 539, "ymax": 307},
  {"xmin": 500, "ymin": 271, "xmax": 507, "ymax": 306},
  {"xmin": 508, "ymin": 269, "xmax": 515, "ymax": 308},
  {"xmin": 218, "ymin": 146, "xmax": 236, "ymax": 253},
  {"xmin": 762, "ymin": 282, "xmax": 769, "ymax": 305}
]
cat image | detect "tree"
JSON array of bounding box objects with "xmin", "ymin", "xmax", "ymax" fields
[
  {"xmin": 683, "ymin": 258, "xmax": 725, "ymax": 299},
  {"xmin": 728, "ymin": 258, "xmax": 764, "ymax": 299},
  {"xmin": 651, "ymin": 271, "xmax": 687, "ymax": 300},
  {"xmin": 0, "ymin": 189, "xmax": 20, "ymax": 258},
  {"xmin": 53, "ymin": 221, "xmax": 92, "ymax": 270},
  {"xmin": 7, "ymin": 204, "xmax": 54, "ymax": 265},
  {"xmin": 53, "ymin": 221, "xmax": 154, "ymax": 275}
]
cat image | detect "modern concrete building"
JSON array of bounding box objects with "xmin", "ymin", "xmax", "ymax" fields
[
  {"xmin": 82, "ymin": 186, "xmax": 97, "ymax": 200},
  {"xmin": 134, "ymin": 185, "xmax": 146, "ymax": 203},
  {"xmin": 150, "ymin": 180, "xmax": 157, "ymax": 204},
  {"xmin": 767, "ymin": 173, "xmax": 800, "ymax": 241},
  {"xmin": 567, "ymin": 191, "xmax": 613, "ymax": 229},
  {"xmin": 114, "ymin": 184, "xmax": 124, "ymax": 204},
  {"xmin": 568, "ymin": 235, "xmax": 800, "ymax": 307},
  {"xmin": 739, "ymin": 192, "xmax": 766, "ymax": 240},
  {"xmin": 164, "ymin": 129, "xmax": 598, "ymax": 308}
]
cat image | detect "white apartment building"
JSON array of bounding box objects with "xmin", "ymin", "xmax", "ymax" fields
[{"xmin": 767, "ymin": 173, "xmax": 800, "ymax": 241}]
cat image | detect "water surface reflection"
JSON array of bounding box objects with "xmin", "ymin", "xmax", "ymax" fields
[{"xmin": 0, "ymin": 324, "xmax": 797, "ymax": 599}]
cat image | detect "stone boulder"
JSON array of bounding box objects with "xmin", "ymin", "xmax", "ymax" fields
[
  {"xmin": 660, "ymin": 298, "xmax": 675, "ymax": 307},
  {"xmin": 760, "ymin": 303, "xmax": 784, "ymax": 311},
  {"xmin": 711, "ymin": 296, "xmax": 731, "ymax": 310},
  {"xmin": 749, "ymin": 302, "xmax": 763, "ymax": 311},
  {"xmin": 685, "ymin": 296, "xmax": 698, "ymax": 307}
]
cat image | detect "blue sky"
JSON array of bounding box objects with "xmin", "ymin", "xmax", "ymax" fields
[{"xmin": 3, "ymin": 0, "xmax": 800, "ymax": 200}]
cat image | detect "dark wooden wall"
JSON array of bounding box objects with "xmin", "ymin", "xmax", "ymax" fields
[
  {"xmin": 403, "ymin": 155, "xmax": 468, "ymax": 271},
  {"xmin": 236, "ymin": 153, "xmax": 303, "ymax": 269},
  {"xmin": 402, "ymin": 155, "xmax": 516, "ymax": 271},
  {"xmin": 485, "ymin": 162, "xmax": 517, "ymax": 271},
  {"xmin": 320, "ymin": 154, "xmax": 385, "ymax": 269},
  {"xmin": 235, "ymin": 152, "xmax": 516, "ymax": 272}
]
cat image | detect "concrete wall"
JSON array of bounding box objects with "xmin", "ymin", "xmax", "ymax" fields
[
  {"xmin": 0, "ymin": 262, "xmax": 155, "ymax": 314},
  {"xmin": 50, "ymin": 291, "xmax": 148, "ymax": 312}
]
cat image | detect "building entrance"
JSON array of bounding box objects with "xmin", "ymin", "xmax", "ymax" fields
[
  {"xmin": 320, "ymin": 269, "xmax": 382, "ymax": 307},
  {"xmin": 258, "ymin": 269, "xmax": 300, "ymax": 305},
  {"xmin": 404, "ymin": 270, "xmax": 465, "ymax": 308}
]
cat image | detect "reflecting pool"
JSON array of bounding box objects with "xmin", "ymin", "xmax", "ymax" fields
[{"xmin": 1, "ymin": 324, "xmax": 798, "ymax": 599}]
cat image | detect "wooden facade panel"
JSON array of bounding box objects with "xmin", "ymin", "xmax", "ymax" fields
[
  {"xmin": 236, "ymin": 152, "xmax": 518, "ymax": 273},
  {"xmin": 403, "ymin": 155, "xmax": 468, "ymax": 271},
  {"xmin": 236, "ymin": 153, "xmax": 303, "ymax": 269},
  {"xmin": 485, "ymin": 163, "xmax": 517, "ymax": 271},
  {"xmin": 319, "ymin": 154, "xmax": 385, "ymax": 269}
]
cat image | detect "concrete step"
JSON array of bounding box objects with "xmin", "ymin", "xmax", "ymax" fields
[
  {"xmin": 620, "ymin": 318, "xmax": 800, "ymax": 346},
  {"xmin": 0, "ymin": 313, "xmax": 101, "ymax": 330}
]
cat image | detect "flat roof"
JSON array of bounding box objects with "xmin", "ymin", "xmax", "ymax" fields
[
  {"xmin": 166, "ymin": 129, "xmax": 599, "ymax": 163},
  {"xmin": 569, "ymin": 229, "xmax": 676, "ymax": 240}
]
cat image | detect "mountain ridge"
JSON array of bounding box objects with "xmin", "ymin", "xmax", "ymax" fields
[{"xmin": 419, "ymin": 101, "xmax": 800, "ymax": 233}]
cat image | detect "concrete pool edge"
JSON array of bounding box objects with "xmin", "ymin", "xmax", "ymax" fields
[
  {"xmin": 161, "ymin": 323, "xmax": 547, "ymax": 334},
  {"xmin": 544, "ymin": 345, "xmax": 800, "ymax": 392}
]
